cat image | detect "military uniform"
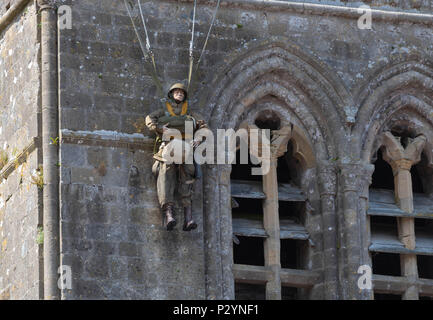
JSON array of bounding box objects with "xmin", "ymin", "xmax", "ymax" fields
[{"xmin": 145, "ymin": 83, "xmax": 206, "ymax": 231}]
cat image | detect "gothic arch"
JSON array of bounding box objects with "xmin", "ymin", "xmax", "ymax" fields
[
  {"xmin": 200, "ymin": 38, "xmax": 350, "ymax": 299},
  {"xmin": 354, "ymin": 58, "xmax": 433, "ymax": 165},
  {"xmin": 199, "ymin": 37, "xmax": 352, "ymax": 161}
]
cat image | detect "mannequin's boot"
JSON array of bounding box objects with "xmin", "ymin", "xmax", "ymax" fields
[
  {"xmin": 183, "ymin": 206, "xmax": 197, "ymax": 231},
  {"xmin": 163, "ymin": 203, "xmax": 176, "ymax": 231}
]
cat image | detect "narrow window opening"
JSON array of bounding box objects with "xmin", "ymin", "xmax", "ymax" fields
[
  {"xmin": 231, "ymin": 149, "xmax": 262, "ymax": 182},
  {"xmin": 254, "ymin": 110, "xmax": 281, "ymax": 130},
  {"xmin": 281, "ymin": 286, "xmax": 298, "ymax": 300},
  {"xmin": 415, "ymin": 218, "xmax": 433, "ymax": 234},
  {"xmin": 233, "ymin": 236, "xmax": 265, "ymax": 266},
  {"xmin": 415, "ymin": 218, "xmax": 433, "ymax": 230},
  {"xmin": 235, "ymin": 283, "xmax": 266, "ymax": 300},
  {"xmin": 277, "ymin": 154, "xmax": 291, "ymax": 183},
  {"xmin": 370, "ymin": 216, "xmax": 398, "ymax": 235},
  {"xmin": 413, "ymin": 153, "xmax": 432, "ymax": 195},
  {"xmin": 277, "ymin": 141, "xmax": 301, "ymax": 185},
  {"xmin": 279, "ymin": 201, "xmax": 304, "ymax": 224},
  {"xmin": 371, "ymin": 148, "xmax": 394, "ymax": 190},
  {"xmin": 232, "ymin": 198, "xmax": 263, "ymax": 221},
  {"xmin": 280, "ymin": 239, "xmax": 297, "ymax": 269},
  {"xmin": 411, "ymin": 162, "xmax": 424, "ymax": 194},
  {"xmin": 280, "ymin": 239, "xmax": 308, "ymax": 270},
  {"xmin": 372, "ymin": 252, "xmax": 401, "ymax": 276},
  {"xmin": 417, "ymin": 255, "xmax": 433, "ymax": 280}
]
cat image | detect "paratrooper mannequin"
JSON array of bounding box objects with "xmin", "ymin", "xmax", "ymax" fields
[{"xmin": 145, "ymin": 83, "xmax": 207, "ymax": 231}]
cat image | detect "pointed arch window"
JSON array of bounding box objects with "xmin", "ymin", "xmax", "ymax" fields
[
  {"xmin": 368, "ymin": 131, "xmax": 433, "ymax": 300},
  {"xmin": 230, "ymin": 117, "xmax": 319, "ymax": 300}
]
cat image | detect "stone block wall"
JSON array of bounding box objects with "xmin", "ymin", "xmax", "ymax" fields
[
  {"xmin": 59, "ymin": 132, "xmax": 206, "ymax": 299},
  {"xmin": 296, "ymin": 0, "xmax": 431, "ymax": 12},
  {"xmin": 56, "ymin": 0, "xmax": 432, "ymax": 300},
  {"xmin": 0, "ymin": 0, "xmax": 431, "ymax": 300},
  {"xmin": 0, "ymin": 1, "xmax": 41, "ymax": 300}
]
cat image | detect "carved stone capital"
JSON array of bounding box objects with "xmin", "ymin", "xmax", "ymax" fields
[
  {"xmin": 381, "ymin": 131, "xmax": 427, "ymax": 170},
  {"xmin": 243, "ymin": 124, "xmax": 292, "ymax": 161},
  {"xmin": 340, "ymin": 164, "xmax": 360, "ymax": 192},
  {"xmin": 270, "ymin": 126, "xmax": 292, "ymax": 158},
  {"xmin": 339, "ymin": 163, "xmax": 373, "ymax": 195},
  {"xmin": 359, "ymin": 163, "xmax": 375, "ymax": 199},
  {"xmin": 37, "ymin": 0, "xmax": 57, "ymax": 10},
  {"xmin": 317, "ymin": 163, "xmax": 337, "ymax": 196},
  {"xmin": 390, "ymin": 158, "xmax": 413, "ymax": 174}
]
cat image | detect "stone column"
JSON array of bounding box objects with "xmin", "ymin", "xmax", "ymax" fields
[
  {"xmin": 339, "ymin": 164, "xmax": 364, "ymax": 299},
  {"xmin": 338, "ymin": 162, "xmax": 375, "ymax": 299},
  {"xmin": 358, "ymin": 164, "xmax": 375, "ymax": 300},
  {"xmin": 381, "ymin": 132, "xmax": 427, "ymax": 300},
  {"xmin": 262, "ymin": 157, "xmax": 280, "ymax": 299},
  {"xmin": 317, "ymin": 163, "xmax": 339, "ymax": 299},
  {"xmin": 250, "ymin": 126, "xmax": 291, "ymax": 300},
  {"xmin": 203, "ymin": 164, "xmax": 223, "ymax": 299},
  {"xmin": 38, "ymin": 0, "xmax": 60, "ymax": 300},
  {"xmin": 219, "ymin": 164, "xmax": 235, "ymax": 299}
]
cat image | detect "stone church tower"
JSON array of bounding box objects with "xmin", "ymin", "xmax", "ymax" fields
[{"xmin": 0, "ymin": 0, "xmax": 432, "ymax": 300}]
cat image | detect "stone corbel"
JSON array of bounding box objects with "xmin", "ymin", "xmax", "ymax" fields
[
  {"xmin": 270, "ymin": 125, "xmax": 292, "ymax": 159},
  {"xmin": 380, "ymin": 132, "xmax": 426, "ymax": 212},
  {"xmin": 317, "ymin": 163, "xmax": 337, "ymax": 197},
  {"xmin": 340, "ymin": 164, "xmax": 364, "ymax": 193},
  {"xmin": 37, "ymin": 0, "xmax": 57, "ymax": 11},
  {"xmin": 240, "ymin": 123, "xmax": 292, "ymax": 161},
  {"xmin": 381, "ymin": 132, "xmax": 427, "ymax": 168}
]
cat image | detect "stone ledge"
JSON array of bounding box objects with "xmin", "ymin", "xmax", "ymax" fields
[
  {"xmin": 61, "ymin": 129, "xmax": 154, "ymax": 150},
  {"xmin": 163, "ymin": 0, "xmax": 433, "ymax": 25},
  {"xmin": 0, "ymin": 137, "xmax": 40, "ymax": 181}
]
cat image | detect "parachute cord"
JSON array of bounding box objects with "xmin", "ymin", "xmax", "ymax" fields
[
  {"xmin": 124, "ymin": 0, "xmax": 164, "ymax": 100},
  {"xmin": 196, "ymin": 0, "xmax": 221, "ymax": 70},
  {"xmin": 187, "ymin": 0, "xmax": 198, "ymax": 91},
  {"xmin": 124, "ymin": 0, "xmax": 149, "ymax": 61},
  {"xmin": 137, "ymin": 0, "xmax": 157, "ymax": 74}
]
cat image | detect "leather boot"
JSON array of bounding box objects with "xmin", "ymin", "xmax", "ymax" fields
[
  {"xmin": 162, "ymin": 203, "xmax": 176, "ymax": 231},
  {"xmin": 183, "ymin": 206, "xmax": 197, "ymax": 231}
]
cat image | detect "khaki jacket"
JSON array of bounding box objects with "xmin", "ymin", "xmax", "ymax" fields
[{"xmin": 145, "ymin": 100, "xmax": 207, "ymax": 161}]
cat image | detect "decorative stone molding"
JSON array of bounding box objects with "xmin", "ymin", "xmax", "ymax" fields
[
  {"xmin": 61, "ymin": 129, "xmax": 154, "ymax": 151},
  {"xmin": 339, "ymin": 164, "xmax": 369, "ymax": 193},
  {"xmin": 317, "ymin": 163, "xmax": 337, "ymax": 197},
  {"xmin": 37, "ymin": 0, "xmax": 57, "ymax": 10},
  {"xmin": 206, "ymin": 38, "xmax": 349, "ymax": 161},
  {"xmin": 163, "ymin": 0, "xmax": 433, "ymax": 26},
  {"xmin": 359, "ymin": 164, "xmax": 375, "ymax": 199},
  {"xmin": 37, "ymin": 0, "xmax": 56, "ymax": 6},
  {"xmin": 270, "ymin": 126, "xmax": 292, "ymax": 159},
  {"xmin": 380, "ymin": 132, "xmax": 427, "ymax": 212},
  {"xmin": 381, "ymin": 132, "xmax": 427, "ymax": 168},
  {"xmin": 356, "ymin": 61, "xmax": 433, "ymax": 163}
]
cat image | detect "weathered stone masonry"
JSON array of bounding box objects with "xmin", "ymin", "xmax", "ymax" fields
[{"xmin": 0, "ymin": 0, "xmax": 432, "ymax": 299}]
